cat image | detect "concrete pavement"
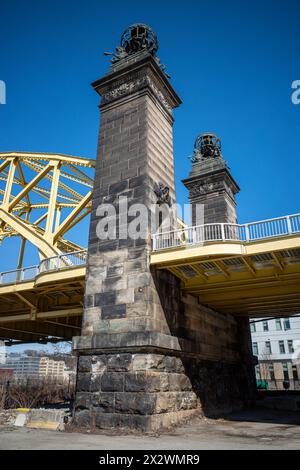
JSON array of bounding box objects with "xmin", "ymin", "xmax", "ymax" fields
[{"xmin": 1, "ymin": 409, "xmax": 300, "ymax": 450}]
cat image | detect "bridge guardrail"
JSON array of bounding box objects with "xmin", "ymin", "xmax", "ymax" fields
[
  {"xmin": 0, "ymin": 249, "xmax": 87, "ymax": 286},
  {"xmin": 152, "ymin": 214, "xmax": 300, "ymax": 251}
]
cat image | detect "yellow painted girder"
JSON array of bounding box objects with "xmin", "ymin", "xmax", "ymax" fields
[
  {"xmin": 0, "ymin": 152, "xmax": 95, "ymax": 262},
  {"xmin": 23, "ymin": 159, "xmax": 93, "ymax": 188},
  {"xmin": 53, "ymin": 191, "xmax": 92, "ymax": 242},
  {"xmin": 0, "ymin": 152, "xmax": 95, "ymax": 168},
  {"xmin": 151, "ymin": 234, "xmax": 300, "ymax": 317},
  {"xmin": 0, "ymin": 208, "xmax": 61, "ymax": 258},
  {"xmin": 22, "ymin": 160, "xmax": 85, "ymax": 202},
  {"xmin": 0, "ymin": 172, "xmax": 80, "ymax": 204},
  {"xmin": 150, "ymin": 235, "xmax": 300, "ymax": 267},
  {"xmin": 0, "ymin": 307, "xmax": 83, "ymax": 324},
  {"xmin": 8, "ymin": 163, "xmax": 53, "ymax": 211}
]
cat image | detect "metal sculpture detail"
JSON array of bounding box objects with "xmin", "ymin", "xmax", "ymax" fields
[
  {"xmin": 154, "ymin": 182, "xmax": 171, "ymax": 206},
  {"xmin": 104, "ymin": 23, "xmax": 158, "ymax": 64},
  {"xmin": 121, "ymin": 23, "xmax": 158, "ymax": 56},
  {"xmin": 192, "ymin": 133, "xmax": 222, "ymax": 163}
]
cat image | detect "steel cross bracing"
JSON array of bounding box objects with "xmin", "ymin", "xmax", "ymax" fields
[{"xmin": 0, "ymin": 152, "xmax": 95, "ymax": 260}]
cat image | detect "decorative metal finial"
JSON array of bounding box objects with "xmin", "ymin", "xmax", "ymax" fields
[
  {"xmin": 103, "ymin": 23, "xmax": 171, "ymax": 78},
  {"xmin": 104, "ymin": 23, "xmax": 158, "ymax": 64},
  {"xmin": 191, "ymin": 132, "xmax": 222, "ymax": 163},
  {"xmin": 121, "ymin": 23, "xmax": 158, "ymax": 56}
]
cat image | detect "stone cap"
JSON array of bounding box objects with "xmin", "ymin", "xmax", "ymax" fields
[
  {"xmin": 182, "ymin": 166, "xmax": 240, "ymax": 195},
  {"xmin": 92, "ymin": 53, "xmax": 182, "ymax": 113},
  {"xmin": 188, "ymin": 156, "xmax": 228, "ymax": 178}
]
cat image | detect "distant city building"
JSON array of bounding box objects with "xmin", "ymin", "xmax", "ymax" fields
[
  {"xmin": 0, "ymin": 354, "xmax": 66, "ymax": 382},
  {"xmin": 251, "ymin": 316, "xmax": 300, "ymax": 390},
  {"xmin": 39, "ymin": 357, "xmax": 65, "ymax": 382},
  {"xmin": 0, "ymin": 355, "xmax": 41, "ymax": 379}
]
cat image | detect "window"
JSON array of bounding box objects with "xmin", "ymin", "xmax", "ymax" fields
[
  {"xmin": 255, "ymin": 365, "xmax": 261, "ymax": 380},
  {"xmin": 283, "ymin": 319, "xmax": 291, "ymax": 330},
  {"xmin": 292, "ymin": 365, "xmax": 299, "ymax": 381},
  {"xmin": 252, "ymin": 342, "xmax": 258, "ymax": 355},
  {"xmin": 275, "ymin": 319, "xmax": 282, "ymax": 331},
  {"xmin": 282, "ymin": 362, "xmax": 289, "ymax": 381},
  {"xmin": 287, "ymin": 340, "xmax": 294, "ymax": 354},
  {"xmin": 250, "ymin": 322, "xmax": 256, "ymax": 333},
  {"xmin": 279, "ymin": 341, "xmax": 286, "ymax": 354},
  {"xmin": 268, "ymin": 364, "xmax": 275, "ymax": 381},
  {"xmin": 265, "ymin": 341, "xmax": 272, "ymax": 355},
  {"xmin": 263, "ymin": 321, "xmax": 269, "ymax": 332}
]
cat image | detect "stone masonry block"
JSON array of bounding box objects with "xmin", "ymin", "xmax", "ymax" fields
[
  {"xmin": 115, "ymin": 392, "xmax": 157, "ymax": 415},
  {"xmin": 93, "ymin": 392, "xmax": 115, "ymax": 413},
  {"xmin": 115, "ymin": 289, "xmax": 135, "ymax": 304},
  {"xmin": 101, "ymin": 372, "xmax": 124, "ymax": 392},
  {"xmin": 107, "ymin": 265, "xmax": 124, "ymax": 277},
  {"xmin": 91, "ymin": 355, "xmax": 108, "ymax": 374},
  {"xmin": 168, "ymin": 373, "xmax": 193, "ymax": 392},
  {"xmin": 128, "ymin": 273, "xmax": 152, "ymax": 289},
  {"xmin": 73, "ymin": 410, "xmax": 94, "ymax": 428},
  {"xmin": 78, "ymin": 356, "xmax": 92, "ymax": 373},
  {"xmin": 77, "ymin": 373, "xmax": 92, "ymax": 392},
  {"xmin": 94, "ymin": 291, "xmax": 116, "ymax": 307},
  {"xmin": 74, "ymin": 392, "xmax": 93, "ymax": 411},
  {"xmin": 101, "ymin": 304, "xmax": 127, "ymax": 320},
  {"xmin": 107, "ymin": 354, "xmax": 132, "ymax": 372},
  {"xmin": 124, "ymin": 372, "xmax": 161, "ymax": 392}
]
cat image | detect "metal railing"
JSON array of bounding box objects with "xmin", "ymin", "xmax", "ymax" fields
[
  {"xmin": 152, "ymin": 214, "xmax": 300, "ymax": 251},
  {"xmin": 0, "ymin": 249, "xmax": 87, "ymax": 286}
]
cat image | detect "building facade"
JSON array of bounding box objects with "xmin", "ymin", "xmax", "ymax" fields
[
  {"xmin": 0, "ymin": 355, "xmax": 66, "ymax": 382},
  {"xmin": 39, "ymin": 357, "xmax": 65, "ymax": 382},
  {"xmin": 0, "ymin": 355, "xmax": 41, "ymax": 379},
  {"xmin": 251, "ymin": 316, "xmax": 300, "ymax": 390}
]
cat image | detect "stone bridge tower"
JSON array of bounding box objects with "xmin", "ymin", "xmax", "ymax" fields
[
  {"xmin": 73, "ymin": 24, "xmax": 256, "ymax": 432},
  {"xmin": 183, "ymin": 133, "xmax": 240, "ymax": 226}
]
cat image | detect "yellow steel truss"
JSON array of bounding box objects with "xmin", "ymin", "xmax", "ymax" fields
[{"xmin": 0, "ymin": 152, "xmax": 95, "ymax": 261}]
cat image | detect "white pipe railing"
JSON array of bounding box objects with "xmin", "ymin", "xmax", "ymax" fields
[
  {"xmin": 152, "ymin": 214, "xmax": 300, "ymax": 251},
  {"xmin": 0, "ymin": 249, "xmax": 87, "ymax": 286}
]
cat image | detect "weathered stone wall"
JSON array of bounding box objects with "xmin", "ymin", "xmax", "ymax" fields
[
  {"xmin": 74, "ymin": 353, "xmax": 198, "ymax": 431},
  {"xmin": 81, "ymin": 96, "xmax": 175, "ymax": 338},
  {"xmin": 191, "ymin": 190, "xmax": 238, "ymax": 225},
  {"xmin": 74, "ymin": 348, "xmax": 255, "ymax": 431},
  {"xmin": 74, "ymin": 268, "xmax": 256, "ymax": 430}
]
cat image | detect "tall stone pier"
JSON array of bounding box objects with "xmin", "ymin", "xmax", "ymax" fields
[{"xmin": 73, "ymin": 24, "xmax": 256, "ymax": 432}]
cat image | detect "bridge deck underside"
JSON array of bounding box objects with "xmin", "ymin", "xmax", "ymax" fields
[
  {"xmin": 0, "ymin": 273, "xmax": 84, "ymax": 344},
  {"xmin": 1, "ymin": 236, "xmax": 300, "ymax": 343},
  {"xmin": 151, "ymin": 236, "xmax": 300, "ymax": 318}
]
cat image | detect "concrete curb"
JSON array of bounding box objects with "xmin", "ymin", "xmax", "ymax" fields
[{"xmin": 14, "ymin": 408, "xmax": 69, "ymax": 431}]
